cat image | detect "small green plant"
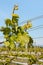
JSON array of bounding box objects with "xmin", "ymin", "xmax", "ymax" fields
[{"xmin": 0, "ymin": 5, "xmax": 33, "ymax": 51}]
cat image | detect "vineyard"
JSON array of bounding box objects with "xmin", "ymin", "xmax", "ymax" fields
[
  {"xmin": 0, "ymin": 47, "xmax": 43, "ymax": 65},
  {"xmin": 0, "ymin": 5, "xmax": 43, "ymax": 65}
]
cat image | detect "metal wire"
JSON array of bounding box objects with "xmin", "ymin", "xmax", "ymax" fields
[{"xmin": 19, "ymin": 15, "xmax": 43, "ymax": 24}]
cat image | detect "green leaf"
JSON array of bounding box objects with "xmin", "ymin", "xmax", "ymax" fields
[
  {"xmin": 16, "ymin": 32, "xmax": 29, "ymax": 46},
  {"xmin": 4, "ymin": 41, "xmax": 10, "ymax": 47},
  {"xmin": 10, "ymin": 42, "xmax": 15, "ymax": 49},
  {"xmin": 12, "ymin": 14, "xmax": 19, "ymax": 18},
  {"xmin": 22, "ymin": 22, "xmax": 32, "ymax": 30},
  {"xmin": 4, "ymin": 34, "xmax": 9, "ymax": 38},
  {"xmin": 10, "ymin": 35, "xmax": 16, "ymax": 42},
  {"xmin": 5, "ymin": 19, "xmax": 11, "ymax": 26},
  {"xmin": 3, "ymin": 27, "xmax": 11, "ymax": 34}
]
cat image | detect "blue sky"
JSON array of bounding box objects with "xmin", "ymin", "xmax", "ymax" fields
[{"xmin": 0, "ymin": 0, "xmax": 43, "ymax": 46}]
